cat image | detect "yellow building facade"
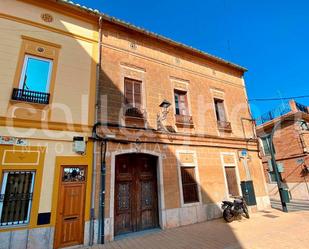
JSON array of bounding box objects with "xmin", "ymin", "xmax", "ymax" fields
[{"xmin": 0, "ymin": 0, "xmax": 99, "ymax": 248}]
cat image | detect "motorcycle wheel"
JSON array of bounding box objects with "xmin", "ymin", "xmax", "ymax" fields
[
  {"xmin": 243, "ymin": 204, "xmax": 250, "ymax": 219},
  {"xmin": 223, "ymin": 208, "xmax": 234, "ymax": 223}
]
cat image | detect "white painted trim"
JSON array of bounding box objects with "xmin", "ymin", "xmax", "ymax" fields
[
  {"xmin": 2, "ymin": 150, "xmax": 40, "ymax": 166},
  {"xmin": 109, "ymin": 149, "xmax": 165, "ymax": 241},
  {"xmin": 220, "ymin": 152, "xmax": 242, "ymax": 199},
  {"xmin": 172, "ymin": 79, "xmax": 193, "ymax": 118},
  {"xmin": 259, "ymin": 135, "xmax": 271, "ymax": 156},
  {"xmin": 170, "ymin": 76, "xmax": 190, "ymax": 85},
  {"xmin": 0, "ymin": 172, "xmax": 8, "ymax": 221},
  {"xmin": 120, "ymin": 63, "xmax": 146, "ymax": 73},
  {"xmin": 210, "ymin": 88, "xmax": 232, "ymax": 135},
  {"xmin": 176, "ymin": 150, "xmax": 202, "ymax": 207},
  {"xmin": 19, "ymin": 55, "xmax": 53, "ymax": 93}
]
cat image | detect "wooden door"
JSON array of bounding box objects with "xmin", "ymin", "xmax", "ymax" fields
[
  {"xmin": 136, "ymin": 156, "xmax": 158, "ymax": 231},
  {"xmin": 225, "ymin": 167, "xmax": 239, "ymax": 197},
  {"xmin": 54, "ymin": 167, "xmax": 86, "ymax": 249},
  {"xmin": 114, "ymin": 154, "xmax": 158, "ymax": 236}
]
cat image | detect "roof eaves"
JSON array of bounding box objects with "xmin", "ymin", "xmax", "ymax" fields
[
  {"xmin": 58, "ymin": 0, "xmax": 100, "ymax": 15},
  {"xmin": 58, "ymin": 0, "xmax": 247, "ymax": 72},
  {"xmin": 101, "ymin": 14, "xmax": 248, "ymax": 72}
]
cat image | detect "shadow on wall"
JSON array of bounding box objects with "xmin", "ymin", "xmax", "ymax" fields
[{"xmin": 95, "ymin": 66, "xmax": 244, "ymax": 248}]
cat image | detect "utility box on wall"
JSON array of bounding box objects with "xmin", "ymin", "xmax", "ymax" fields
[{"xmin": 241, "ymin": 180, "xmax": 257, "ymax": 206}]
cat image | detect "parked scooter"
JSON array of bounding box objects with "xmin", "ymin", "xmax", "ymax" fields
[{"xmin": 221, "ymin": 196, "xmax": 250, "ymax": 222}]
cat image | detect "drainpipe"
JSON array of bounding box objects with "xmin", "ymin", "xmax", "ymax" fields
[
  {"xmin": 99, "ymin": 140, "xmax": 107, "ymax": 244},
  {"xmin": 89, "ymin": 15, "xmax": 103, "ymax": 246},
  {"xmin": 92, "ymin": 122, "xmax": 109, "ymax": 244}
]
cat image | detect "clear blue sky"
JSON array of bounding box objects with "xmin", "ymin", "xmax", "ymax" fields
[{"xmin": 75, "ymin": 0, "xmax": 309, "ymax": 118}]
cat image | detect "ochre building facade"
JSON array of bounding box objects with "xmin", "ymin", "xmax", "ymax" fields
[{"xmin": 95, "ymin": 18, "xmax": 270, "ymax": 242}]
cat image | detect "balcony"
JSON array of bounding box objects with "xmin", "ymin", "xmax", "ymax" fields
[
  {"xmin": 175, "ymin": 114, "xmax": 194, "ymax": 127},
  {"xmin": 217, "ymin": 120, "xmax": 232, "ymax": 132},
  {"xmin": 11, "ymin": 88, "xmax": 50, "ymax": 104},
  {"xmin": 255, "ymin": 100, "xmax": 309, "ymax": 126},
  {"xmin": 123, "ymin": 107, "xmax": 147, "ymax": 127},
  {"xmin": 124, "ymin": 107, "xmax": 145, "ymax": 119}
]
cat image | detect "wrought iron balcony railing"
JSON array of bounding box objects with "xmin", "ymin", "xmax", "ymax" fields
[
  {"xmin": 11, "ymin": 88, "xmax": 50, "ymax": 104},
  {"xmin": 124, "ymin": 107, "xmax": 146, "ymax": 119},
  {"xmin": 175, "ymin": 114, "xmax": 193, "ymax": 126},
  {"xmin": 296, "ymin": 101, "xmax": 309, "ymax": 114},
  {"xmin": 255, "ymin": 101, "xmax": 291, "ymax": 126},
  {"xmin": 217, "ymin": 120, "xmax": 232, "ymax": 132},
  {"xmin": 255, "ymin": 100, "xmax": 308, "ymax": 126}
]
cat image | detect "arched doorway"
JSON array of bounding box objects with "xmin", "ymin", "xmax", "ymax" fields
[{"xmin": 114, "ymin": 153, "xmax": 159, "ymax": 236}]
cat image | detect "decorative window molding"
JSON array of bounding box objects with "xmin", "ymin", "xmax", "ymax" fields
[
  {"xmin": 176, "ymin": 150, "xmax": 202, "ymax": 207},
  {"xmin": 210, "ymin": 89, "xmax": 231, "ymax": 133},
  {"xmin": 11, "ymin": 36, "xmax": 60, "ymax": 105},
  {"xmin": 120, "ymin": 64, "xmax": 147, "ymax": 127},
  {"xmin": 41, "ymin": 13, "xmax": 54, "ymax": 23},
  {"xmin": 171, "ymin": 77, "xmax": 193, "ymax": 128},
  {"xmin": 220, "ymin": 152, "xmax": 242, "ymax": 199}
]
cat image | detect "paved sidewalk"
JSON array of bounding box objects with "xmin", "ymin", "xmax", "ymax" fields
[{"xmin": 89, "ymin": 209, "xmax": 309, "ymax": 249}]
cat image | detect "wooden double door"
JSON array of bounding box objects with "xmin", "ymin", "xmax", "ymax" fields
[{"xmin": 114, "ymin": 154, "xmax": 159, "ymax": 236}]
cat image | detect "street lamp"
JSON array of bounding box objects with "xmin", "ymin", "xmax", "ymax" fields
[{"xmin": 269, "ymin": 118, "xmax": 306, "ymax": 212}]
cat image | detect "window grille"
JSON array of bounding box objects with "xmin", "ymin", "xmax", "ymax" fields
[{"xmin": 0, "ymin": 171, "xmax": 35, "ymax": 226}]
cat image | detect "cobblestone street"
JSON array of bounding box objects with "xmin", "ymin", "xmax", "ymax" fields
[{"xmin": 88, "ymin": 208, "xmax": 309, "ymax": 249}]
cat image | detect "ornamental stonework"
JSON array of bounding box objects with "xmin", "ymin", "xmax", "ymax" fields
[{"xmin": 41, "ymin": 13, "xmax": 53, "ymax": 23}]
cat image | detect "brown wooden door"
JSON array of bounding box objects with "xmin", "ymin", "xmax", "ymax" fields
[
  {"xmin": 54, "ymin": 167, "xmax": 86, "ymax": 249},
  {"xmin": 114, "ymin": 154, "xmax": 158, "ymax": 236},
  {"xmin": 225, "ymin": 167, "xmax": 239, "ymax": 197}
]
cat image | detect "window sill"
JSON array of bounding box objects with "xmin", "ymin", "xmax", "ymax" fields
[
  {"xmin": 0, "ymin": 223, "xmax": 29, "ymax": 230},
  {"xmin": 175, "ymin": 115, "xmax": 194, "ymax": 127},
  {"xmin": 124, "ymin": 115, "xmax": 146, "ymax": 120},
  {"xmin": 217, "ymin": 121, "xmax": 232, "ymax": 132},
  {"xmin": 181, "ymin": 201, "xmax": 202, "ymax": 208}
]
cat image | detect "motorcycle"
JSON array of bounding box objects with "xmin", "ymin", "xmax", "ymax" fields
[{"xmin": 221, "ymin": 196, "xmax": 250, "ymax": 222}]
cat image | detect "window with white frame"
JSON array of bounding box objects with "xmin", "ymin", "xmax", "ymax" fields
[
  {"xmin": 299, "ymin": 120, "xmax": 309, "ymax": 131},
  {"xmin": 19, "ymin": 55, "xmax": 53, "ymax": 93},
  {"xmin": 261, "ymin": 135, "xmax": 274, "ymax": 156},
  {"xmin": 0, "ymin": 171, "xmax": 35, "ymax": 226}
]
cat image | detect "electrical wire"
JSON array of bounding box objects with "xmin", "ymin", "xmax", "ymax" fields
[{"xmin": 249, "ymin": 95, "xmax": 309, "ymax": 102}]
